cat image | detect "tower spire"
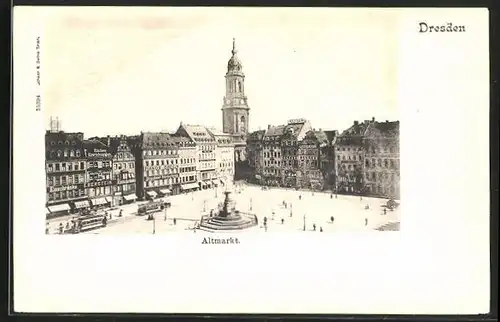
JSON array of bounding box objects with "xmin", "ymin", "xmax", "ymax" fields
[{"xmin": 232, "ymin": 38, "xmax": 237, "ymax": 55}]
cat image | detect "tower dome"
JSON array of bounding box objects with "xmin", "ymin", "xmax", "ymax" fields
[{"xmin": 227, "ymin": 38, "xmax": 243, "ymax": 73}]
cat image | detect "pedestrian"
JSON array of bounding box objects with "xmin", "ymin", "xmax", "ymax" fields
[
  {"xmin": 58, "ymin": 223, "xmax": 63, "ymax": 234},
  {"xmin": 365, "ymin": 204, "xmax": 370, "ymax": 210},
  {"xmin": 281, "ymin": 218, "xmax": 284, "ymax": 225},
  {"xmin": 335, "ymin": 194, "xmax": 338, "ymax": 199},
  {"xmin": 299, "ymin": 195, "xmax": 302, "ymax": 200},
  {"xmin": 360, "ymin": 196, "xmax": 363, "ymax": 201},
  {"xmin": 45, "ymin": 226, "xmax": 49, "ymax": 234},
  {"xmin": 173, "ymin": 218, "xmax": 177, "ymax": 225},
  {"xmin": 320, "ymin": 227, "xmax": 323, "ymax": 232},
  {"xmin": 313, "ymin": 223, "xmax": 316, "ymax": 231},
  {"xmin": 330, "ymin": 194, "xmax": 333, "ymax": 199},
  {"xmin": 365, "ymin": 218, "xmax": 368, "ymax": 226},
  {"xmin": 383, "ymin": 208, "xmax": 387, "ymax": 215},
  {"xmin": 330, "ymin": 216, "xmax": 334, "ymax": 223},
  {"xmin": 119, "ymin": 210, "xmax": 123, "ymax": 217}
]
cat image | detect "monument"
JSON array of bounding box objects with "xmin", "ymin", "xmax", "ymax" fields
[{"xmin": 198, "ymin": 190, "xmax": 258, "ymax": 232}]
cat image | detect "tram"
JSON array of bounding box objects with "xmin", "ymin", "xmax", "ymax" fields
[
  {"xmin": 64, "ymin": 214, "xmax": 108, "ymax": 234},
  {"xmin": 137, "ymin": 199, "xmax": 171, "ymax": 216}
]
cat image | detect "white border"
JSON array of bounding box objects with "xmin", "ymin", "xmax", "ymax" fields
[{"xmin": 13, "ymin": 7, "xmax": 490, "ymax": 314}]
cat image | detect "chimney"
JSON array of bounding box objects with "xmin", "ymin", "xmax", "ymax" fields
[
  {"xmin": 386, "ymin": 120, "xmax": 389, "ymax": 123},
  {"xmin": 372, "ymin": 117, "xmax": 375, "ymax": 122},
  {"xmin": 354, "ymin": 121, "xmax": 359, "ymax": 126},
  {"xmin": 107, "ymin": 135, "xmax": 110, "ymax": 146},
  {"xmin": 268, "ymin": 124, "xmax": 271, "ymax": 129}
]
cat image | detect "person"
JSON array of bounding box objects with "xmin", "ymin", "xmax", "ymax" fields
[
  {"xmin": 102, "ymin": 216, "xmax": 107, "ymax": 226},
  {"xmin": 45, "ymin": 226, "xmax": 50, "ymax": 234},
  {"xmin": 383, "ymin": 208, "xmax": 387, "ymax": 215},
  {"xmin": 119, "ymin": 209, "xmax": 123, "ymax": 217},
  {"xmin": 335, "ymin": 194, "xmax": 338, "ymax": 199},
  {"xmin": 173, "ymin": 218, "xmax": 177, "ymax": 225},
  {"xmin": 65, "ymin": 222, "xmax": 70, "ymax": 230},
  {"xmin": 58, "ymin": 223, "xmax": 63, "ymax": 234},
  {"xmin": 299, "ymin": 195, "xmax": 302, "ymax": 200},
  {"xmin": 320, "ymin": 227, "xmax": 323, "ymax": 232},
  {"xmin": 281, "ymin": 218, "xmax": 284, "ymax": 225},
  {"xmin": 365, "ymin": 218, "xmax": 368, "ymax": 226},
  {"xmin": 313, "ymin": 223, "xmax": 316, "ymax": 231},
  {"xmin": 365, "ymin": 204, "xmax": 370, "ymax": 210},
  {"xmin": 290, "ymin": 211, "xmax": 292, "ymax": 217},
  {"xmin": 330, "ymin": 194, "xmax": 333, "ymax": 199},
  {"xmin": 330, "ymin": 216, "xmax": 334, "ymax": 223}
]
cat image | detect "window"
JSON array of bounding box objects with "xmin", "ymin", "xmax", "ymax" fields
[
  {"xmin": 70, "ymin": 150, "xmax": 75, "ymax": 157},
  {"xmin": 47, "ymin": 164, "xmax": 53, "ymax": 172},
  {"xmin": 68, "ymin": 163, "xmax": 72, "ymax": 171},
  {"xmin": 76, "ymin": 150, "xmax": 81, "ymax": 157},
  {"xmin": 55, "ymin": 163, "xmax": 60, "ymax": 171}
]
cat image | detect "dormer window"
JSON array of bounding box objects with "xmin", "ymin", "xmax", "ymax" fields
[{"xmin": 50, "ymin": 141, "xmax": 55, "ymax": 145}]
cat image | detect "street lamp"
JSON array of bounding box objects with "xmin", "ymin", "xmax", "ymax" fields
[
  {"xmin": 249, "ymin": 198, "xmax": 252, "ymax": 211},
  {"xmin": 303, "ymin": 213, "xmax": 306, "ymax": 231},
  {"xmin": 203, "ymin": 199, "xmax": 206, "ymax": 212},
  {"xmin": 152, "ymin": 214, "xmax": 156, "ymax": 234},
  {"xmin": 164, "ymin": 205, "xmax": 167, "ymax": 221}
]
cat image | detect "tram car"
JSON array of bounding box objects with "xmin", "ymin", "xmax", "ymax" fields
[
  {"xmin": 137, "ymin": 199, "xmax": 170, "ymax": 216},
  {"xmin": 65, "ymin": 214, "xmax": 108, "ymax": 234}
]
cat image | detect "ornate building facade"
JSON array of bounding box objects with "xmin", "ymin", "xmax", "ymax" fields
[
  {"xmin": 45, "ymin": 130, "xmax": 88, "ymax": 216},
  {"xmin": 132, "ymin": 132, "xmax": 179, "ymax": 200},
  {"xmin": 83, "ymin": 138, "xmax": 114, "ymax": 208},
  {"xmin": 109, "ymin": 135, "xmax": 137, "ymax": 206},
  {"xmin": 176, "ymin": 124, "xmax": 218, "ymax": 190},
  {"xmin": 363, "ymin": 120, "xmax": 400, "ymax": 198}
]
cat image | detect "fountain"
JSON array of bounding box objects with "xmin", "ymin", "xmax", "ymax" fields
[{"xmin": 198, "ymin": 190, "xmax": 258, "ymax": 232}]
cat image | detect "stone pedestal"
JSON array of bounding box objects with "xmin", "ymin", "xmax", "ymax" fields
[{"xmin": 199, "ymin": 191, "xmax": 257, "ymax": 232}]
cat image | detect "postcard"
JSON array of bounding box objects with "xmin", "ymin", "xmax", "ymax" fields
[{"xmin": 12, "ymin": 6, "xmax": 490, "ymax": 314}]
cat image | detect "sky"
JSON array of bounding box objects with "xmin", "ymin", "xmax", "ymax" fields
[{"xmin": 41, "ymin": 7, "xmax": 400, "ymax": 137}]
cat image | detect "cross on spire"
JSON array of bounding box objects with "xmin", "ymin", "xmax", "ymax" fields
[{"xmin": 232, "ymin": 38, "xmax": 237, "ymax": 55}]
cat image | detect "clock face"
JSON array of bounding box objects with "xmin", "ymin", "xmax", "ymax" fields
[{"xmin": 226, "ymin": 99, "xmax": 230, "ymax": 104}]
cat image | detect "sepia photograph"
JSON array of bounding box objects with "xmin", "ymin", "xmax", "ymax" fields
[
  {"xmin": 12, "ymin": 7, "xmax": 490, "ymax": 315},
  {"xmin": 41, "ymin": 10, "xmax": 400, "ymax": 236}
]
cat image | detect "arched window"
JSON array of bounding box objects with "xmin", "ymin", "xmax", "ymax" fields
[
  {"xmin": 63, "ymin": 149, "xmax": 68, "ymax": 157},
  {"xmin": 70, "ymin": 150, "xmax": 75, "ymax": 157},
  {"xmin": 76, "ymin": 150, "xmax": 81, "ymax": 157},
  {"xmin": 237, "ymin": 81, "xmax": 242, "ymax": 92},
  {"xmin": 365, "ymin": 159, "xmax": 370, "ymax": 167},
  {"xmin": 57, "ymin": 150, "xmax": 62, "ymax": 157}
]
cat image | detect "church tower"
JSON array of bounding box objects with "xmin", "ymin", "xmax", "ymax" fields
[{"xmin": 222, "ymin": 38, "xmax": 250, "ymax": 136}]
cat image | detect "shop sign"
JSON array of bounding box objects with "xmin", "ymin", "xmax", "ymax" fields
[{"xmin": 85, "ymin": 180, "xmax": 113, "ymax": 188}]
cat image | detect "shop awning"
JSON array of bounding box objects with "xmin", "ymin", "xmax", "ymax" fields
[
  {"xmin": 74, "ymin": 200, "xmax": 90, "ymax": 209},
  {"xmin": 91, "ymin": 197, "xmax": 108, "ymax": 206},
  {"xmin": 47, "ymin": 203, "xmax": 70, "ymax": 213},
  {"xmin": 159, "ymin": 189, "xmax": 171, "ymax": 195},
  {"xmin": 181, "ymin": 183, "xmax": 198, "ymax": 190},
  {"xmin": 124, "ymin": 194, "xmax": 137, "ymax": 201},
  {"xmin": 146, "ymin": 191, "xmax": 157, "ymax": 198}
]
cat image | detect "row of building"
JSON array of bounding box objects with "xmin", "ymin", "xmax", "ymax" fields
[
  {"xmin": 44, "ymin": 123, "xmax": 235, "ymax": 217},
  {"xmin": 246, "ymin": 117, "xmax": 400, "ymax": 199}
]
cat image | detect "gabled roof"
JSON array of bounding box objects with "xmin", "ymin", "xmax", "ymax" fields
[
  {"xmin": 264, "ymin": 125, "xmax": 286, "ymax": 137},
  {"xmin": 248, "ymin": 130, "xmax": 266, "ymax": 141},
  {"xmin": 206, "ymin": 127, "xmax": 231, "ymax": 137},
  {"xmin": 178, "ymin": 124, "xmax": 216, "ymax": 143},
  {"xmin": 140, "ymin": 132, "xmax": 176, "ymax": 148},
  {"xmin": 323, "ymin": 130, "xmax": 338, "ymax": 144}
]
